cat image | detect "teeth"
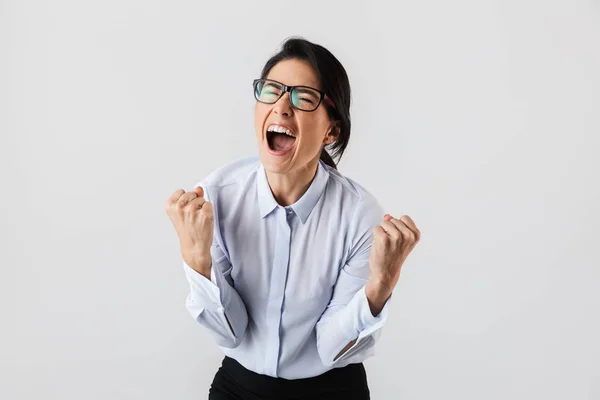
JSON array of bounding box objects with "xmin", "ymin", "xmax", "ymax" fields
[{"xmin": 267, "ymin": 124, "xmax": 295, "ymax": 137}]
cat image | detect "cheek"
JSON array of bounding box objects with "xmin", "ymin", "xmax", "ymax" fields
[
  {"xmin": 298, "ymin": 114, "xmax": 329, "ymax": 144},
  {"xmin": 254, "ymin": 105, "xmax": 270, "ymax": 135}
]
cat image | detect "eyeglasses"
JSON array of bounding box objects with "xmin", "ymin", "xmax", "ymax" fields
[{"xmin": 253, "ymin": 78, "xmax": 336, "ymax": 112}]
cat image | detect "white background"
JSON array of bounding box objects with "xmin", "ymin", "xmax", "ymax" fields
[{"xmin": 2, "ymin": 0, "xmax": 599, "ymax": 399}]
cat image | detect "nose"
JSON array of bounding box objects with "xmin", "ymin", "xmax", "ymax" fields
[{"xmin": 273, "ymin": 92, "xmax": 293, "ymax": 117}]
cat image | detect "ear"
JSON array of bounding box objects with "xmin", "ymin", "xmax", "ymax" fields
[{"xmin": 323, "ymin": 122, "xmax": 340, "ymax": 145}]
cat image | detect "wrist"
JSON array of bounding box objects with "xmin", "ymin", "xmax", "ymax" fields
[
  {"xmin": 367, "ymin": 272, "xmax": 393, "ymax": 294},
  {"xmin": 185, "ymin": 254, "xmax": 212, "ymax": 277},
  {"xmin": 365, "ymin": 279, "xmax": 392, "ymax": 317}
]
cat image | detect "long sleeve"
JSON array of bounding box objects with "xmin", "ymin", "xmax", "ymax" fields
[
  {"xmin": 183, "ymin": 245, "xmax": 249, "ymax": 348},
  {"xmin": 183, "ymin": 182, "xmax": 249, "ymax": 349},
  {"xmin": 315, "ymin": 196, "xmax": 391, "ymax": 368}
]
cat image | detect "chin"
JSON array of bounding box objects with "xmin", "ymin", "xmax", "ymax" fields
[{"xmin": 259, "ymin": 153, "xmax": 292, "ymax": 175}]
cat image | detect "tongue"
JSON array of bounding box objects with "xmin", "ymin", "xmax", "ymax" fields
[{"xmin": 272, "ymin": 133, "xmax": 296, "ymax": 152}]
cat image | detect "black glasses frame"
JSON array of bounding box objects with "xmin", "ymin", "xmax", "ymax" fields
[{"xmin": 252, "ymin": 78, "xmax": 336, "ymax": 112}]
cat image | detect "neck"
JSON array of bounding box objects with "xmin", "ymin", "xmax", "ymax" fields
[{"xmin": 265, "ymin": 156, "xmax": 320, "ymax": 207}]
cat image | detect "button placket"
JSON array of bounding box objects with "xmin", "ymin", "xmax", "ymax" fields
[{"xmin": 263, "ymin": 207, "xmax": 292, "ymax": 377}]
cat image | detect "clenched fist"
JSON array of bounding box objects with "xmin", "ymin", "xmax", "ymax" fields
[
  {"xmin": 165, "ymin": 186, "xmax": 214, "ymax": 277},
  {"xmin": 368, "ymin": 214, "xmax": 420, "ymax": 296}
]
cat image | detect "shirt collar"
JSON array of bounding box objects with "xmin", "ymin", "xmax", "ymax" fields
[{"xmin": 257, "ymin": 160, "xmax": 330, "ymax": 224}]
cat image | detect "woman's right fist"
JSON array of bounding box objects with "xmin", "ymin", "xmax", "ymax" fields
[{"xmin": 165, "ymin": 186, "xmax": 214, "ymax": 274}]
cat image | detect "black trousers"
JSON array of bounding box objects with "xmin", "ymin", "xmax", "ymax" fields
[{"xmin": 208, "ymin": 356, "xmax": 370, "ymax": 400}]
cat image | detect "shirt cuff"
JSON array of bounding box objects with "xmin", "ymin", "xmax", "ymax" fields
[
  {"xmin": 338, "ymin": 285, "xmax": 390, "ymax": 341},
  {"xmin": 183, "ymin": 260, "xmax": 222, "ymax": 312}
]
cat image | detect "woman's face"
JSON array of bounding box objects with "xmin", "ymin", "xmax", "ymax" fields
[{"xmin": 254, "ymin": 58, "xmax": 337, "ymax": 175}]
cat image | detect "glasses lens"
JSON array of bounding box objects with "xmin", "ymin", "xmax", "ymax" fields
[
  {"xmin": 255, "ymin": 80, "xmax": 283, "ymax": 104},
  {"xmin": 290, "ymin": 87, "xmax": 321, "ymax": 111}
]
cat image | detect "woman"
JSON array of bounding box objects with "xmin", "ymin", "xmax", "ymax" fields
[{"xmin": 166, "ymin": 38, "xmax": 420, "ymax": 399}]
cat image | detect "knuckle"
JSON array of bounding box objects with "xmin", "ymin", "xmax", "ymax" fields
[
  {"xmin": 202, "ymin": 208, "xmax": 214, "ymax": 219},
  {"xmin": 170, "ymin": 190, "xmax": 184, "ymax": 201}
]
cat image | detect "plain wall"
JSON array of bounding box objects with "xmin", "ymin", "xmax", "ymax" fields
[{"xmin": 1, "ymin": 0, "xmax": 599, "ymax": 399}]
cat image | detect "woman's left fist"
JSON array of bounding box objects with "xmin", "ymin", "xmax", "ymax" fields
[{"xmin": 369, "ymin": 214, "xmax": 420, "ymax": 291}]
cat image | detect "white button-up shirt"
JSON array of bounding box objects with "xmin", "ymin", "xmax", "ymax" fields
[{"xmin": 183, "ymin": 156, "xmax": 390, "ymax": 379}]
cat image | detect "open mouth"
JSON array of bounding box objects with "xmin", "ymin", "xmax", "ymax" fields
[{"xmin": 266, "ymin": 124, "xmax": 296, "ymax": 154}]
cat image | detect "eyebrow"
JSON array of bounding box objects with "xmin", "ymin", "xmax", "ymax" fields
[{"xmin": 266, "ymin": 79, "xmax": 321, "ymax": 91}]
